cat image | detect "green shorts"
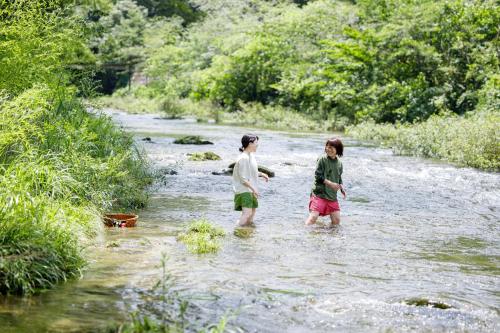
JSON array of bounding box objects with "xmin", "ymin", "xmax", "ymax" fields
[{"xmin": 234, "ymin": 192, "xmax": 258, "ymax": 211}]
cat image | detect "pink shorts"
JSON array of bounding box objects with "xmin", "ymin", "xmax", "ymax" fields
[{"xmin": 309, "ymin": 195, "xmax": 340, "ymax": 216}]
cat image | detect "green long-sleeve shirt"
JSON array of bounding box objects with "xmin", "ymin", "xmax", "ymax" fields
[{"xmin": 311, "ymin": 154, "xmax": 343, "ymax": 201}]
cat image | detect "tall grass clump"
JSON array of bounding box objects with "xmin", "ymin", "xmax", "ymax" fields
[
  {"xmin": 0, "ymin": 85, "xmax": 151, "ymax": 294},
  {"xmin": 220, "ymin": 102, "xmax": 320, "ymax": 131},
  {"xmin": 177, "ymin": 219, "xmax": 225, "ymax": 254},
  {"xmin": 0, "ymin": 180, "xmax": 98, "ymax": 295},
  {"xmin": 347, "ymin": 111, "xmax": 499, "ymax": 171}
]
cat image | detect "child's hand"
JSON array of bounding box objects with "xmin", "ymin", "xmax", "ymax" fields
[
  {"xmin": 260, "ymin": 173, "xmax": 269, "ymax": 182},
  {"xmin": 326, "ymin": 180, "xmax": 341, "ymax": 191},
  {"xmin": 252, "ymin": 189, "xmax": 260, "ymax": 198},
  {"xmin": 340, "ymin": 186, "xmax": 346, "ymax": 199}
]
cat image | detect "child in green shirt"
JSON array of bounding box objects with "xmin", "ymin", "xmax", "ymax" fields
[{"xmin": 306, "ymin": 138, "xmax": 346, "ymax": 226}]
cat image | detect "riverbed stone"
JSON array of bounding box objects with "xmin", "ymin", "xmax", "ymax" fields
[
  {"xmin": 188, "ymin": 152, "xmax": 221, "ymax": 161},
  {"xmin": 227, "ymin": 162, "xmax": 275, "ymax": 177},
  {"xmin": 405, "ymin": 298, "xmax": 452, "ymax": 309},
  {"xmin": 174, "ymin": 135, "xmax": 213, "ymax": 145},
  {"xmin": 212, "ymin": 168, "xmax": 233, "ymax": 176}
]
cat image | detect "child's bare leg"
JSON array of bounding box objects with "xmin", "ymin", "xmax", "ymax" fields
[
  {"xmin": 247, "ymin": 208, "xmax": 256, "ymax": 224},
  {"xmin": 329, "ymin": 211, "xmax": 340, "ymax": 226},
  {"xmin": 238, "ymin": 208, "xmax": 253, "ymax": 226},
  {"xmin": 305, "ymin": 211, "xmax": 319, "ymax": 225}
]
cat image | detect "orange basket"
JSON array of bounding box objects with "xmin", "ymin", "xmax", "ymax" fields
[{"xmin": 103, "ymin": 213, "xmax": 138, "ymax": 228}]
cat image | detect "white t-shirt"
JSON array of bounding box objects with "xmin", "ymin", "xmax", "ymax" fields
[{"xmin": 232, "ymin": 152, "xmax": 259, "ymax": 194}]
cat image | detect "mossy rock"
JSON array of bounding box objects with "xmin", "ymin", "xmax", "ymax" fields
[
  {"xmin": 405, "ymin": 298, "xmax": 452, "ymax": 309},
  {"xmin": 227, "ymin": 162, "xmax": 275, "ymax": 177},
  {"xmin": 174, "ymin": 135, "xmax": 213, "ymax": 145},
  {"xmin": 188, "ymin": 152, "xmax": 221, "ymax": 161}
]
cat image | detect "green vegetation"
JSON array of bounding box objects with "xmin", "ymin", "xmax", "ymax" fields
[
  {"xmin": 177, "ymin": 219, "xmax": 225, "ymax": 254},
  {"xmin": 95, "ymin": 0, "xmax": 498, "ymax": 170},
  {"xmin": 0, "ymin": 1, "xmax": 150, "ymax": 294},
  {"xmin": 188, "ymin": 152, "xmax": 221, "ymax": 161},
  {"xmin": 347, "ymin": 111, "xmax": 499, "ymax": 170},
  {"xmin": 347, "ymin": 75, "xmax": 500, "ymax": 170}
]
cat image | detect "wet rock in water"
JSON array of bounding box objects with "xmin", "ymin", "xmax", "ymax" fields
[
  {"xmin": 227, "ymin": 162, "xmax": 275, "ymax": 177},
  {"xmin": 174, "ymin": 135, "xmax": 213, "ymax": 145},
  {"xmin": 258, "ymin": 166, "xmax": 275, "ymax": 177},
  {"xmin": 142, "ymin": 137, "xmax": 152, "ymax": 142},
  {"xmin": 188, "ymin": 152, "xmax": 221, "ymax": 161},
  {"xmin": 212, "ymin": 168, "xmax": 233, "ymax": 176},
  {"xmin": 157, "ymin": 167, "xmax": 178, "ymax": 176},
  {"xmin": 405, "ymin": 298, "xmax": 452, "ymax": 309}
]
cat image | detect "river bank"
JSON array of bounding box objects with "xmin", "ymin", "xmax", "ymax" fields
[
  {"xmin": 0, "ymin": 89, "xmax": 151, "ymax": 295},
  {"xmin": 97, "ymin": 95, "xmax": 500, "ymax": 171}
]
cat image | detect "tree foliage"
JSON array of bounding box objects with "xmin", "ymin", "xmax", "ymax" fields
[{"xmin": 139, "ymin": 0, "xmax": 498, "ymax": 126}]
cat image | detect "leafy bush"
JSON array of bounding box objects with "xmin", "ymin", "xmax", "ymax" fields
[
  {"xmin": 347, "ymin": 110, "xmax": 500, "ymax": 171},
  {"xmin": 0, "ymin": 85, "xmax": 151, "ymax": 294}
]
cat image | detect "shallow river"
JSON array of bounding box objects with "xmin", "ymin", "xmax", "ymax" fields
[{"xmin": 1, "ymin": 112, "xmax": 499, "ymax": 332}]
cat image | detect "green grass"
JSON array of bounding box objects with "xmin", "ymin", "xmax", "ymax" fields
[
  {"xmin": 0, "ymin": 85, "xmax": 151, "ymax": 294},
  {"xmin": 177, "ymin": 219, "xmax": 225, "ymax": 254},
  {"xmin": 219, "ymin": 102, "xmax": 321, "ymax": 131},
  {"xmin": 346, "ymin": 110, "xmax": 500, "ymax": 171},
  {"xmin": 96, "ymin": 94, "xmax": 163, "ymax": 114}
]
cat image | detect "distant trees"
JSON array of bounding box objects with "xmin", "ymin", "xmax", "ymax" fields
[{"xmin": 139, "ymin": 0, "xmax": 499, "ymax": 126}]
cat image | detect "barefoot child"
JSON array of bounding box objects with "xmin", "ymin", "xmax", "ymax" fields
[
  {"xmin": 305, "ymin": 138, "xmax": 346, "ymax": 226},
  {"xmin": 233, "ymin": 134, "xmax": 269, "ymax": 226}
]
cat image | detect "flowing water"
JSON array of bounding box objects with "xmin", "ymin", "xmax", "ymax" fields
[{"xmin": 1, "ymin": 112, "xmax": 499, "ymax": 332}]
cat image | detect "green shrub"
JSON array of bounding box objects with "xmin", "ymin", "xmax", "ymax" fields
[
  {"xmin": 0, "ymin": 86, "xmax": 150, "ymax": 294},
  {"xmin": 0, "ymin": 175, "xmax": 100, "ymax": 294},
  {"xmin": 347, "ymin": 110, "xmax": 500, "ymax": 171}
]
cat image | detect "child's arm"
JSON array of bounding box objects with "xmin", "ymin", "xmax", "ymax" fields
[
  {"xmin": 241, "ymin": 179, "xmax": 259, "ymax": 197},
  {"xmin": 339, "ymin": 185, "xmax": 346, "ymax": 199},
  {"xmin": 324, "ymin": 179, "xmax": 342, "ymax": 191},
  {"xmin": 339, "ymin": 163, "xmax": 346, "ymax": 198},
  {"xmin": 315, "ymin": 157, "xmax": 326, "ymax": 184},
  {"xmin": 258, "ymin": 172, "xmax": 269, "ymax": 182}
]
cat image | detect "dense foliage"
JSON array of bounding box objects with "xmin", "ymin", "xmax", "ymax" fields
[
  {"xmin": 0, "ymin": 0, "xmax": 150, "ymax": 294},
  {"xmin": 98, "ymin": 0, "xmax": 497, "ymax": 169},
  {"xmin": 122, "ymin": 0, "xmax": 497, "ymax": 126}
]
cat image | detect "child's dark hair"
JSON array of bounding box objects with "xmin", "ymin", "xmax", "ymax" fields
[
  {"xmin": 325, "ymin": 137, "xmax": 344, "ymax": 157},
  {"xmin": 239, "ymin": 134, "xmax": 259, "ymax": 152}
]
